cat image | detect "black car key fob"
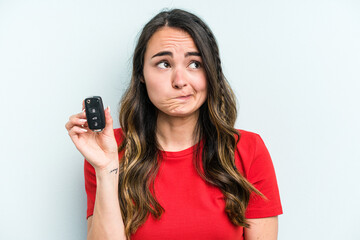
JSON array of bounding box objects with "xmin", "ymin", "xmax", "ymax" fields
[{"xmin": 84, "ymin": 96, "xmax": 106, "ymax": 132}]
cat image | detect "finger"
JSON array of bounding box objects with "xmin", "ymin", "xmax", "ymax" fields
[
  {"xmin": 65, "ymin": 118, "xmax": 87, "ymax": 131},
  {"xmin": 66, "ymin": 112, "xmax": 87, "ymax": 130},
  {"xmin": 71, "ymin": 111, "xmax": 86, "ymax": 121},
  {"xmin": 68, "ymin": 125, "xmax": 88, "ymax": 138},
  {"xmin": 82, "ymin": 100, "xmax": 85, "ymax": 111}
]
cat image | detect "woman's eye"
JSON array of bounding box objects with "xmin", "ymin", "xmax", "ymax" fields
[
  {"xmin": 157, "ymin": 61, "xmax": 170, "ymax": 69},
  {"xmin": 189, "ymin": 61, "xmax": 201, "ymax": 69}
]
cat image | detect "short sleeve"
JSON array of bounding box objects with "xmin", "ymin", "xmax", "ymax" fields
[{"xmin": 235, "ymin": 131, "xmax": 283, "ymax": 219}]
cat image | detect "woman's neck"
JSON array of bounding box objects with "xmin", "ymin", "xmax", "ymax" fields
[{"xmin": 156, "ymin": 111, "xmax": 199, "ymax": 152}]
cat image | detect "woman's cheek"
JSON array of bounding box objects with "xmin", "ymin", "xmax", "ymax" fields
[
  {"xmin": 190, "ymin": 77, "xmax": 207, "ymax": 92},
  {"xmin": 146, "ymin": 84, "xmax": 167, "ymax": 108}
]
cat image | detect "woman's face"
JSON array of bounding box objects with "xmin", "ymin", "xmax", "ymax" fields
[{"xmin": 143, "ymin": 27, "xmax": 207, "ymax": 119}]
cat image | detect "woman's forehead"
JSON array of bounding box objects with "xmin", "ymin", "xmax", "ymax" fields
[{"xmin": 145, "ymin": 27, "xmax": 199, "ymax": 56}]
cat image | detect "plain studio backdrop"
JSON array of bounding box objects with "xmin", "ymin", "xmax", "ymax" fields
[{"xmin": 1, "ymin": 0, "xmax": 359, "ymax": 239}]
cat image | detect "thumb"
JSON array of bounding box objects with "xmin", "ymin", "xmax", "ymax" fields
[{"xmin": 103, "ymin": 106, "xmax": 115, "ymax": 136}]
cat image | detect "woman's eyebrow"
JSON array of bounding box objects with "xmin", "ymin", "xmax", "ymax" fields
[
  {"xmin": 185, "ymin": 52, "xmax": 201, "ymax": 57},
  {"xmin": 152, "ymin": 51, "xmax": 172, "ymax": 58},
  {"xmin": 151, "ymin": 51, "xmax": 201, "ymax": 58}
]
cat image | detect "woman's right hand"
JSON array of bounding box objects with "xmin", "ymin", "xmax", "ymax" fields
[{"xmin": 65, "ymin": 103, "xmax": 119, "ymax": 172}]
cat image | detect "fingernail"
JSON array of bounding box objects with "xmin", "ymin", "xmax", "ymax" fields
[
  {"xmin": 80, "ymin": 128, "xmax": 87, "ymax": 132},
  {"xmin": 79, "ymin": 119, "xmax": 87, "ymax": 122},
  {"xmin": 82, "ymin": 109, "xmax": 85, "ymax": 112},
  {"xmin": 107, "ymin": 106, "xmax": 111, "ymax": 113}
]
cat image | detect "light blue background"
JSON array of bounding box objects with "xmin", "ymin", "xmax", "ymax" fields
[{"xmin": 1, "ymin": 1, "xmax": 359, "ymax": 239}]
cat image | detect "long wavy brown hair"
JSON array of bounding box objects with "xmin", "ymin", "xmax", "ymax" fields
[{"xmin": 118, "ymin": 9, "xmax": 263, "ymax": 239}]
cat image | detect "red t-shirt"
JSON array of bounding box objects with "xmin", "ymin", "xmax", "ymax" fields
[{"xmin": 84, "ymin": 128, "xmax": 283, "ymax": 239}]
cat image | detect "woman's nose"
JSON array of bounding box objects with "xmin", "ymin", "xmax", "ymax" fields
[{"xmin": 172, "ymin": 68, "xmax": 188, "ymax": 89}]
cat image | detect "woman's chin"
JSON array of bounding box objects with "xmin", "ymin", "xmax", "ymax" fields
[{"xmin": 159, "ymin": 109, "xmax": 200, "ymax": 119}]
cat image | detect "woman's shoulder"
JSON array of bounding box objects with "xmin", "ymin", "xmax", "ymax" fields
[
  {"xmin": 237, "ymin": 129, "xmax": 260, "ymax": 138},
  {"xmin": 234, "ymin": 129, "xmax": 272, "ymax": 174},
  {"xmin": 236, "ymin": 129, "xmax": 263, "ymax": 148},
  {"xmin": 235, "ymin": 129, "xmax": 272, "ymax": 176},
  {"xmin": 235, "ymin": 129, "xmax": 270, "ymax": 153}
]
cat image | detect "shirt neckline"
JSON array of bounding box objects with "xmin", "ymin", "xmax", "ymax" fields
[{"xmin": 159, "ymin": 139, "xmax": 204, "ymax": 160}]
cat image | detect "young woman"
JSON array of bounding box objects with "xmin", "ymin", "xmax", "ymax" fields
[{"xmin": 66, "ymin": 9, "xmax": 282, "ymax": 240}]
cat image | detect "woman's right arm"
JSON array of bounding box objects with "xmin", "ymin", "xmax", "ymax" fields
[{"xmin": 65, "ymin": 105, "xmax": 126, "ymax": 240}]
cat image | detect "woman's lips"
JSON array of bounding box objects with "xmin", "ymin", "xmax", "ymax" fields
[{"xmin": 176, "ymin": 94, "xmax": 192, "ymax": 100}]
